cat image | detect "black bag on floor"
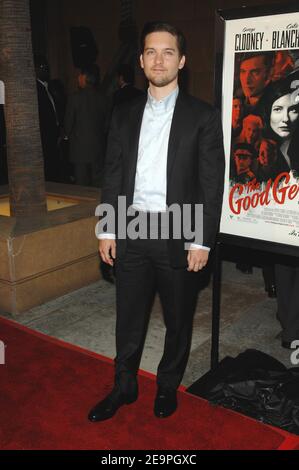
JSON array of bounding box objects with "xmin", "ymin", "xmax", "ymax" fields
[{"xmin": 187, "ymin": 349, "xmax": 299, "ymax": 435}]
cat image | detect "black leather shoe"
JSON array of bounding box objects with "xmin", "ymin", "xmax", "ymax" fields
[
  {"xmin": 154, "ymin": 387, "xmax": 177, "ymax": 418},
  {"xmin": 88, "ymin": 389, "xmax": 137, "ymax": 422}
]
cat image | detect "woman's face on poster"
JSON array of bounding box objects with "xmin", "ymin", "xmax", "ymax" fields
[{"xmin": 270, "ymin": 93, "xmax": 299, "ymax": 139}]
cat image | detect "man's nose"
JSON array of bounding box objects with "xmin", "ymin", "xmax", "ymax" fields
[
  {"xmin": 154, "ymin": 53, "xmax": 163, "ymax": 64},
  {"xmin": 245, "ymin": 72, "xmax": 252, "ymax": 84}
]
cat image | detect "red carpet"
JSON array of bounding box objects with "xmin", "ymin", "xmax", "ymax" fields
[{"xmin": 0, "ymin": 316, "xmax": 298, "ymax": 450}]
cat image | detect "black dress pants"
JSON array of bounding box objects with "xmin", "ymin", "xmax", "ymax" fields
[{"xmin": 114, "ymin": 237, "xmax": 200, "ymax": 394}]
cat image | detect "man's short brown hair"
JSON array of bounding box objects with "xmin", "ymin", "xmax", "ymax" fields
[{"xmin": 140, "ymin": 21, "xmax": 186, "ymax": 57}]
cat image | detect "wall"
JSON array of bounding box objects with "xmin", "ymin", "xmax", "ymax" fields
[
  {"xmin": 45, "ymin": 0, "xmax": 289, "ymax": 102},
  {"xmin": 46, "ymin": 0, "xmax": 121, "ymax": 93}
]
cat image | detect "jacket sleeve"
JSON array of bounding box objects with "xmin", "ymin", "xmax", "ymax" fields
[
  {"xmin": 197, "ymin": 107, "xmax": 225, "ymax": 248},
  {"xmin": 101, "ymin": 108, "xmax": 123, "ymax": 209}
]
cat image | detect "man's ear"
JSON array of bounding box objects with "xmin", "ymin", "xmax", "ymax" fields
[
  {"xmin": 178, "ymin": 55, "xmax": 186, "ymax": 70},
  {"xmin": 140, "ymin": 54, "xmax": 144, "ymax": 69}
]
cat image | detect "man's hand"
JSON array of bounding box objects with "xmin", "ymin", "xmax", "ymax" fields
[
  {"xmin": 99, "ymin": 239, "xmax": 116, "ymax": 266},
  {"xmin": 187, "ymin": 248, "xmax": 209, "ymax": 272}
]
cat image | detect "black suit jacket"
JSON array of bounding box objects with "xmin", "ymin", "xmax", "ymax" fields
[
  {"xmin": 64, "ymin": 87, "xmax": 107, "ymax": 165},
  {"xmin": 101, "ymin": 90, "xmax": 225, "ymax": 268}
]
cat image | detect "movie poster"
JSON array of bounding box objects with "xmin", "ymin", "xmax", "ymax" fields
[{"xmin": 220, "ymin": 12, "xmax": 299, "ymax": 248}]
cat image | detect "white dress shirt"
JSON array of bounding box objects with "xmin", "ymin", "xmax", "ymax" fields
[
  {"xmin": 99, "ymin": 87, "xmax": 209, "ymax": 251},
  {"xmin": 132, "ymin": 87, "xmax": 177, "ymax": 212}
]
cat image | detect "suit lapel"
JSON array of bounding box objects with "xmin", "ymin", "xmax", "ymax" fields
[{"xmin": 167, "ymin": 91, "xmax": 189, "ymax": 183}]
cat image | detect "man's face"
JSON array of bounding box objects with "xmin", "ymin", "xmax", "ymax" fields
[
  {"xmin": 232, "ymin": 98, "xmax": 242, "ymax": 128},
  {"xmin": 140, "ymin": 31, "xmax": 185, "ymax": 88},
  {"xmin": 239, "ymin": 55, "xmax": 270, "ymax": 100},
  {"xmin": 243, "ymin": 121, "xmax": 261, "ymax": 145},
  {"xmin": 258, "ymin": 141, "xmax": 276, "ymax": 166},
  {"xmin": 36, "ymin": 63, "xmax": 50, "ymax": 82},
  {"xmin": 78, "ymin": 73, "xmax": 86, "ymax": 89},
  {"xmin": 234, "ymin": 149, "xmax": 253, "ymax": 173}
]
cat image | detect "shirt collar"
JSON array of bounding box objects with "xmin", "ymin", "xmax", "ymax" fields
[{"xmin": 147, "ymin": 86, "xmax": 179, "ymax": 112}]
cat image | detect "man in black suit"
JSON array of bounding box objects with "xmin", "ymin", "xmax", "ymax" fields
[
  {"xmin": 64, "ymin": 65, "xmax": 107, "ymax": 187},
  {"xmin": 35, "ymin": 56, "xmax": 60, "ymax": 182},
  {"xmin": 275, "ymin": 261, "xmax": 299, "ymax": 349},
  {"xmin": 113, "ymin": 63, "xmax": 145, "ymax": 106},
  {"xmin": 88, "ymin": 22, "xmax": 225, "ymax": 422}
]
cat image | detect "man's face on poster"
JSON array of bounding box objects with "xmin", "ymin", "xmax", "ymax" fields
[
  {"xmin": 232, "ymin": 98, "xmax": 242, "ymax": 128},
  {"xmin": 240, "ymin": 55, "xmax": 270, "ymax": 101},
  {"xmin": 243, "ymin": 120, "xmax": 261, "ymax": 145},
  {"xmin": 234, "ymin": 148, "xmax": 253, "ymax": 173},
  {"xmin": 258, "ymin": 140, "xmax": 276, "ymax": 166}
]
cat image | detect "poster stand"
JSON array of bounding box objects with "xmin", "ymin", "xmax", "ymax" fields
[{"xmin": 211, "ymin": 3, "xmax": 299, "ymax": 368}]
